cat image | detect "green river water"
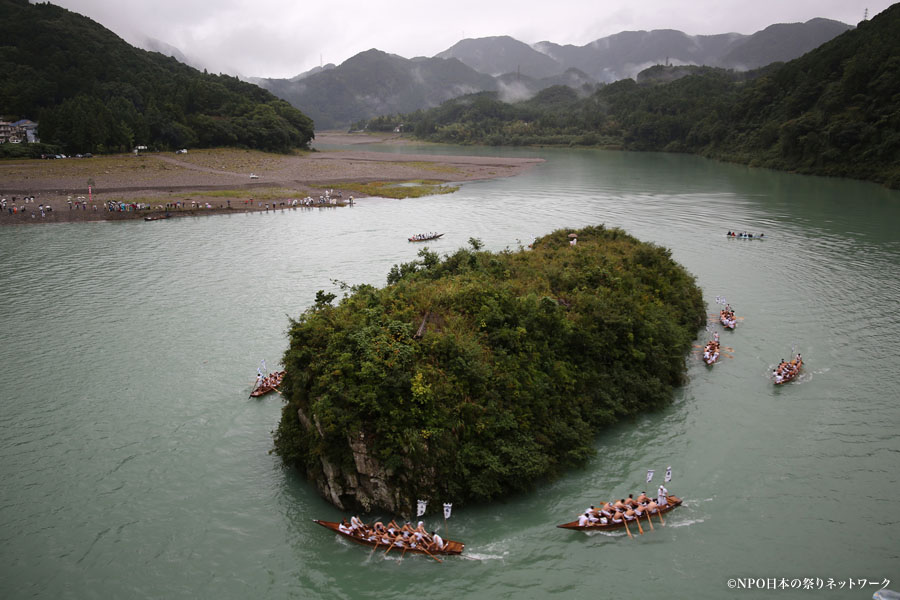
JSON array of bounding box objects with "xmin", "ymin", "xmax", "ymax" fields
[{"xmin": 1, "ymin": 144, "xmax": 898, "ymax": 599}]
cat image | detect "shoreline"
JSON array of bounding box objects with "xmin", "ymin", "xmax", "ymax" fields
[{"xmin": 0, "ymin": 133, "xmax": 543, "ymax": 226}]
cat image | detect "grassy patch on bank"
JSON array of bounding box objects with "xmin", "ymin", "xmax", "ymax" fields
[
  {"xmin": 192, "ymin": 187, "xmax": 299, "ymax": 200},
  {"xmin": 333, "ymin": 180, "xmax": 459, "ymax": 199}
]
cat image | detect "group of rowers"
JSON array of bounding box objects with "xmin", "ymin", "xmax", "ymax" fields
[
  {"xmin": 337, "ymin": 517, "xmax": 447, "ymax": 552},
  {"xmin": 577, "ymin": 485, "xmax": 671, "ymax": 527},
  {"xmin": 720, "ymin": 305, "xmax": 737, "ymax": 329},
  {"xmin": 773, "ymin": 354, "xmax": 802, "ymax": 384},
  {"xmin": 726, "ymin": 231, "xmax": 765, "ymax": 238},
  {"xmin": 410, "ymin": 232, "xmax": 438, "ymax": 240},
  {"xmin": 704, "ymin": 332, "xmax": 721, "ymax": 364},
  {"xmin": 254, "ymin": 370, "xmax": 284, "ymax": 392}
]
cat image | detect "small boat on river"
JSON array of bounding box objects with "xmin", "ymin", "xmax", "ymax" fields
[
  {"xmin": 144, "ymin": 213, "xmax": 170, "ymax": 221},
  {"xmin": 720, "ymin": 309, "xmax": 736, "ymax": 329},
  {"xmin": 703, "ymin": 340, "xmax": 720, "ymax": 364},
  {"xmin": 726, "ymin": 231, "xmax": 765, "ymax": 239},
  {"xmin": 409, "ymin": 233, "xmax": 444, "ymax": 242},
  {"xmin": 557, "ymin": 495, "xmax": 682, "ymax": 532},
  {"xmin": 313, "ymin": 519, "xmax": 465, "ymax": 557},
  {"xmin": 774, "ymin": 357, "xmax": 802, "ymax": 385},
  {"xmin": 250, "ymin": 370, "xmax": 285, "ymax": 397}
]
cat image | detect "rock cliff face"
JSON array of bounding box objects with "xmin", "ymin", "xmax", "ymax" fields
[{"xmin": 297, "ymin": 405, "xmax": 412, "ymax": 517}]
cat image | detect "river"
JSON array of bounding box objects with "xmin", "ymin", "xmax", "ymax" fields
[{"xmin": 1, "ymin": 143, "xmax": 898, "ymax": 599}]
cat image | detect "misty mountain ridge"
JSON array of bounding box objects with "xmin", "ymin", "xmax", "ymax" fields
[
  {"xmin": 253, "ymin": 49, "xmax": 498, "ymax": 130},
  {"xmin": 251, "ymin": 16, "xmax": 851, "ymax": 129}
]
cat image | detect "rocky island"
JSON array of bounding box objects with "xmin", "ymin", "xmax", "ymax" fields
[{"xmin": 274, "ymin": 226, "xmax": 705, "ymax": 516}]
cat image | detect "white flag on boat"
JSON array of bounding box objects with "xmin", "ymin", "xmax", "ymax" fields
[
  {"xmin": 646, "ymin": 469, "xmax": 654, "ymax": 483},
  {"xmin": 417, "ymin": 499, "xmax": 427, "ymax": 517},
  {"xmin": 257, "ymin": 367, "xmax": 262, "ymax": 377},
  {"xmin": 665, "ymin": 466, "xmax": 672, "ymax": 483},
  {"xmin": 443, "ymin": 503, "xmax": 452, "ymax": 519},
  {"xmin": 260, "ymin": 359, "xmax": 267, "ymax": 374}
]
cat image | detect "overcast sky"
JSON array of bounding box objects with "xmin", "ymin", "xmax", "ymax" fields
[{"xmin": 47, "ymin": 0, "xmax": 892, "ymax": 79}]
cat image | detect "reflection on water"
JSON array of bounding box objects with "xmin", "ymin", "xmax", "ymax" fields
[{"xmin": 1, "ymin": 146, "xmax": 899, "ymax": 599}]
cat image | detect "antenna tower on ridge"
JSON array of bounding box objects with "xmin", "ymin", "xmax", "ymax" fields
[{"xmin": 864, "ymin": 8, "xmax": 868, "ymax": 20}]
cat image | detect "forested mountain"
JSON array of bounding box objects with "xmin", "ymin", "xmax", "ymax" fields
[
  {"xmin": 254, "ymin": 50, "xmax": 499, "ymax": 130},
  {"xmin": 436, "ymin": 36, "xmax": 563, "ymax": 78},
  {"xmin": 0, "ymin": 0, "xmax": 313, "ymax": 154},
  {"xmin": 258, "ymin": 18, "xmax": 849, "ymax": 130},
  {"xmin": 364, "ymin": 4, "xmax": 900, "ymax": 188},
  {"xmin": 720, "ymin": 18, "xmax": 853, "ymax": 69},
  {"xmin": 468, "ymin": 19, "xmax": 851, "ymax": 82}
]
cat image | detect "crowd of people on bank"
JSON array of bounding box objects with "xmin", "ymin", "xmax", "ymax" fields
[
  {"xmin": 576, "ymin": 485, "xmax": 672, "ymax": 527},
  {"xmin": 336, "ymin": 517, "xmax": 448, "ymax": 553},
  {"xmin": 2, "ymin": 195, "xmax": 55, "ymax": 216}
]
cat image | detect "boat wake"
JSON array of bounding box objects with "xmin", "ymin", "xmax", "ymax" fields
[
  {"xmin": 460, "ymin": 552, "xmax": 507, "ymax": 561},
  {"xmin": 669, "ymin": 517, "xmax": 705, "ymax": 528}
]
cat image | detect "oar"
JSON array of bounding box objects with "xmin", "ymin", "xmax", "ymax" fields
[
  {"xmin": 384, "ymin": 541, "xmax": 395, "ymax": 556},
  {"xmin": 645, "ymin": 510, "xmax": 654, "ymax": 531},
  {"xmin": 622, "ymin": 519, "xmax": 633, "ymax": 539},
  {"xmin": 657, "ymin": 507, "xmax": 665, "ymax": 525},
  {"xmin": 421, "ymin": 545, "xmax": 443, "ymax": 563},
  {"xmin": 634, "ymin": 515, "xmax": 644, "ymax": 535},
  {"xmin": 400, "ymin": 546, "xmax": 408, "ymax": 561}
]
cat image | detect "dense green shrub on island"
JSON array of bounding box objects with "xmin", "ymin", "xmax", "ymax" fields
[{"xmin": 275, "ymin": 226, "xmax": 705, "ymax": 514}]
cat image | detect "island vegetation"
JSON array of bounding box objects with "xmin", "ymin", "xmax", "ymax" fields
[
  {"xmin": 0, "ymin": 0, "xmax": 314, "ymax": 156},
  {"xmin": 359, "ymin": 4, "xmax": 900, "ymax": 188},
  {"xmin": 274, "ymin": 226, "xmax": 705, "ymax": 515}
]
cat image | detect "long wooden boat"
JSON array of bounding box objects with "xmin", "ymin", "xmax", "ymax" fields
[
  {"xmin": 144, "ymin": 213, "xmax": 170, "ymax": 221},
  {"xmin": 774, "ymin": 359, "xmax": 802, "ymax": 385},
  {"xmin": 250, "ymin": 370, "xmax": 285, "ymax": 397},
  {"xmin": 703, "ymin": 341, "xmax": 720, "ymax": 365},
  {"xmin": 726, "ymin": 233, "xmax": 765, "ymax": 239},
  {"xmin": 313, "ymin": 519, "xmax": 465, "ymax": 556},
  {"xmin": 557, "ymin": 495, "xmax": 683, "ymax": 531},
  {"xmin": 720, "ymin": 310, "xmax": 736, "ymax": 329},
  {"xmin": 408, "ymin": 233, "xmax": 444, "ymax": 242}
]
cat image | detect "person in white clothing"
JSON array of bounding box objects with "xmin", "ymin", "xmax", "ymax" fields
[
  {"xmin": 578, "ymin": 512, "xmax": 590, "ymax": 527},
  {"xmin": 430, "ymin": 531, "xmax": 444, "ymax": 551},
  {"xmin": 658, "ymin": 485, "xmax": 668, "ymax": 507}
]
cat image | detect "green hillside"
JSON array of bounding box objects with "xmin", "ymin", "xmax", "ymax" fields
[
  {"xmin": 372, "ymin": 4, "xmax": 899, "ymax": 187},
  {"xmin": 0, "ymin": 0, "xmax": 313, "ymax": 154}
]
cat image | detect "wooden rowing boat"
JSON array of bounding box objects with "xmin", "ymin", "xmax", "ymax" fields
[
  {"xmin": 557, "ymin": 495, "xmax": 683, "ymax": 531},
  {"xmin": 144, "ymin": 214, "xmax": 170, "ymax": 221},
  {"xmin": 720, "ymin": 310, "xmax": 736, "ymax": 329},
  {"xmin": 313, "ymin": 520, "xmax": 465, "ymax": 556},
  {"xmin": 774, "ymin": 359, "xmax": 802, "ymax": 385},
  {"xmin": 408, "ymin": 233, "xmax": 444, "ymax": 242},
  {"xmin": 250, "ymin": 370, "xmax": 285, "ymax": 397},
  {"xmin": 703, "ymin": 341, "xmax": 720, "ymax": 365}
]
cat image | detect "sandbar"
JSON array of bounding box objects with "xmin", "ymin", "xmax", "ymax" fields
[{"xmin": 0, "ymin": 132, "xmax": 542, "ymax": 225}]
